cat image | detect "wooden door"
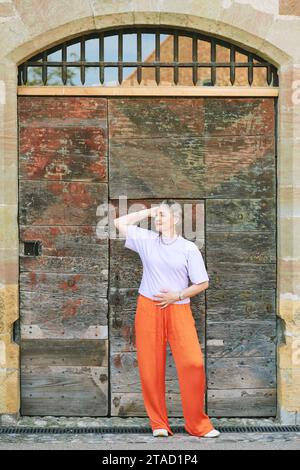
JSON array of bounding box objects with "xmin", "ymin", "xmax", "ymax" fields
[
  {"xmin": 18, "ymin": 96, "xmax": 109, "ymax": 415},
  {"xmin": 107, "ymin": 97, "xmax": 277, "ymax": 417},
  {"xmin": 18, "ymin": 95, "xmax": 277, "ymax": 417}
]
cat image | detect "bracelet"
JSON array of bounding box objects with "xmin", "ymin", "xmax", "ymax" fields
[{"xmin": 178, "ymin": 290, "xmax": 184, "ymax": 300}]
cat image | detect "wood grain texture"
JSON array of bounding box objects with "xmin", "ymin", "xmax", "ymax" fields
[
  {"xmin": 17, "ymin": 86, "xmax": 279, "ymax": 97},
  {"xmin": 18, "ymin": 96, "xmax": 109, "ymax": 416},
  {"xmin": 21, "ymin": 339, "xmax": 108, "ymax": 366},
  {"xmin": 18, "ymin": 95, "xmax": 277, "ymax": 417},
  {"xmin": 207, "ymin": 357, "xmax": 276, "ymax": 389},
  {"xmin": 207, "ymin": 389, "xmax": 276, "ymax": 417},
  {"xmin": 21, "ymin": 366, "xmax": 108, "ymax": 416}
]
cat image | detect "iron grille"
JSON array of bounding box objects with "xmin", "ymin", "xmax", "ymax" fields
[
  {"xmin": 18, "ymin": 27, "xmax": 279, "ymax": 87},
  {"xmin": 0, "ymin": 425, "xmax": 300, "ymax": 434}
]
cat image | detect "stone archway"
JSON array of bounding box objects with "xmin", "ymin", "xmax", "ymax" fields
[{"xmin": 0, "ymin": 3, "xmax": 299, "ymax": 424}]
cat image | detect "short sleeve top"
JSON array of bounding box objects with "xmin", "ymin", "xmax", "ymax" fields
[{"xmin": 124, "ymin": 224, "xmax": 209, "ymax": 304}]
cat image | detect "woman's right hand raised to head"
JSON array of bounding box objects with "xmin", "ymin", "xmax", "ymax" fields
[{"xmin": 148, "ymin": 206, "xmax": 160, "ymax": 218}]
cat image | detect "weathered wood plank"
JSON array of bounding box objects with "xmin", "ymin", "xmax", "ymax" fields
[
  {"xmin": 109, "ymin": 135, "xmax": 275, "ymax": 199},
  {"xmin": 21, "ymin": 339, "xmax": 108, "ymax": 366},
  {"xmin": 110, "ymin": 349, "xmax": 207, "ymax": 394},
  {"xmin": 207, "ymin": 357, "xmax": 276, "ymax": 389},
  {"xmin": 109, "ymin": 288, "xmax": 140, "ymax": 353},
  {"xmin": 206, "ymin": 321, "xmax": 276, "ymax": 357},
  {"xmin": 206, "ymin": 289, "xmax": 275, "ymax": 321},
  {"xmin": 108, "ymin": 97, "xmax": 205, "ymax": 139},
  {"xmin": 19, "ymin": 126, "xmax": 107, "ymax": 182},
  {"xmin": 207, "ymin": 389, "xmax": 277, "ymax": 417},
  {"xmin": 18, "ymin": 96, "xmax": 108, "ymax": 122},
  {"xmin": 108, "ymin": 97, "xmax": 274, "ymax": 139},
  {"xmin": 203, "ymin": 98, "xmax": 275, "ymax": 136},
  {"xmin": 111, "ymin": 392, "xmax": 192, "ymax": 416},
  {"xmin": 18, "ymin": 96, "xmax": 108, "ymax": 182},
  {"xmin": 207, "ymin": 263, "xmax": 276, "ymax": 290},
  {"xmin": 20, "ymin": 272, "xmax": 108, "ymax": 295},
  {"xmin": 206, "ymin": 198, "xmax": 276, "ymax": 232},
  {"xmin": 21, "ymin": 366, "xmax": 108, "ymax": 416},
  {"xmin": 20, "ymin": 256, "xmax": 108, "ymax": 275},
  {"xmin": 19, "ymin": 180, "xmax": 108, "ymax": 226},
  {"xmin": 20, "ymin": 291, "xmax": 108, "ymax": 339},
  {"xmin": 20, "ymin": 224, "xmax": 107, "ymax": 258},
  {"xmin": 206, "ymin": 231, "xmax": 276, "ymax": 264}
]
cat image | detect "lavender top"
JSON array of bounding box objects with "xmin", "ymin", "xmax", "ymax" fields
[{"xmin": 124, "ymin": 225, "xmax": 209, "ymax": 304}]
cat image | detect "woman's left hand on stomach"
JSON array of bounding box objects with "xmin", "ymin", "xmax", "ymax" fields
[{"xmin": 153, "ymin": 289, "xmax": 179, "ymax": 308}]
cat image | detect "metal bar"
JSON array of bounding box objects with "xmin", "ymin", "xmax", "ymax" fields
[
  {"xmin": 230, "ymin": 45, "xmax": 235, "ymax": 85},
  {"xmin": 18, "ymin": 65, "xmax": 23, "ymax": 86},
  {"xmin": 23, "ymin": 65, "xmax": 27, "ymax": 85},
  {"xmin": 272, "ymin": 66, "xmax": 279, "ymax": 86},
  {"xmin": 62, "ymin": 43, "xmax": 67, "ymax": 85},
  {"xmin": 0, "ymin": 425, "xmax": 299, "ymax": 434},
  {"xmin": 99, "ymin": 32, "xmax": 104, "ymax": 85},
  {"xmin": 24, "ymin": 60, "xmax": 275, "ymax": 68},
  {"xmin": 173, "ymin": 32, "xmax": 179, "ymax": 85},
  {"xmin": 155, "ymin": 31, "xmax": 160, "ymax": 85},
  {"xmin": 267, "ymin": 64, "xmax": 272, "ymax": 86},
  {"xmin": 80, "ymin": 36, "xmax": 85, "ymax": 85},
  {"xmin": 137, "ymin": 30, "xmax": 142, "ymax": 84},
  {"xmin": 118, "ymin": 30, "xmax": 123, "ymax": 85},
  {"xmin": 192, "ymin": 35, "xmax": 198, "ymax": 86},
  {"xmin": 248, "ymin": 53, "xmax": 253, "ymax": 86},
  {"xmin": 211, "ymin": 38, "xmax": 216, "ymax": 86},
  {"xmin": 42, "ymin": 50, "xmax": 47, "ymax": 85}
]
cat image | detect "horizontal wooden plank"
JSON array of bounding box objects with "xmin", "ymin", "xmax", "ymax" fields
[
  {"xmin": 20, "ymin": 224, "xmax": 108, "ymax": 258},
  {"xmin": 18, "ymin": 95, "xmax": 108, "ymax": 121},
  {"xmin": 206, "ymin": 289, "xmax": 275, "ymax": 321},
  {"xmin": 206, "ymin": 231, "xmax": 276, "ymax": 264},
  {"xmin": 19, "ymin": 224, "xmax": 108, "ymax": 274},
  {"xmin": 21, "ymin": 365, "xmax": 108, "ymax": 416},
  {"xmin": 19, "ymin": 126, "xmax": 107, "ymax": 182},
  {"xmin": 111, "ymin": 392, "xmax": 205, "ymax": 416},
  {"xmin": 20, "ymin": 291, "xmax": 108, "ymax": 339},
  {"xmin": 18, "ymin": 86, "xmax": 279, "ymax": 97},
  {"xmin": 20, "ymin": 272, "xmax": 108, "ymax": 294},
  {"xmin": 206, "ymin": 321, "xmax": 276, "ymax": 357},
  {"xmin": 207, "ymin": 389, "xmax": 276, "ymax": 417},
  {"xmin": 109, "ymin": 135, "xmax": 275, "ymax": 199},
  {"xmin": 108, "ymin": 97, "xmax": 274, "ymax": 139},
  {"xmin": 111, "ymin": 346, "xmax": 207, "ymax": 396},
  {"xmin": 203, "ymin": 97, "xmax": 275, "ymax": 136},
  {"xmin": 18, "ymin": 180, "xmax": 108, "ymax": 226},
  {"xmin": 206, "ymin": 198, "xmax": 276, "ymax": 232},
  {"xmin": 21, "ymin": 339, "xmax": 108, "ymax": 366},
  {"xmin": 207, "ymin": 357, "xmax": 276, "ymax": 389},
  {"xmin": 109, "ymin": 97, "xmax": 204, "ymax": 138},
  {"xmin": 19, "ymin": 256, "xmax": 108, "ymax": 274},
  {"xmin": 206, "ymin": 263, "xmax": 276, "ymax": 290}
]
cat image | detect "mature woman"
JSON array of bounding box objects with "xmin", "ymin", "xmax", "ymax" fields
[{"xmin": 114, "ymin": 199, "xmax": 220, "ymax": 439}]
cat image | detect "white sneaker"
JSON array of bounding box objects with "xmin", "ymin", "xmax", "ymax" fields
[
  {"xmin": 202, "ymin": 429, "xmax": 220, "ymax": 438},
  {"xmin": 153, "ymin": 428, "xmax": 169, "ymax": 437}
]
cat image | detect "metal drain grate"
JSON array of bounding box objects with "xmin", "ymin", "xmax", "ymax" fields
[{"xmin": 1, "ymin": 425, "xmax": 300, "ymax": 434}]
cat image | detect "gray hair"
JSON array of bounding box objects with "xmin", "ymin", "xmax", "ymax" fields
[{"xmin": 157, "ymin": 199, "xmax": 182, "ymax": 241}]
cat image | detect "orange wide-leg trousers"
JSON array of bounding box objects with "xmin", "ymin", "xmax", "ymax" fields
[{"xmin": 134, "ymin": 293, "xmax": 214, "ymax": 437}]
